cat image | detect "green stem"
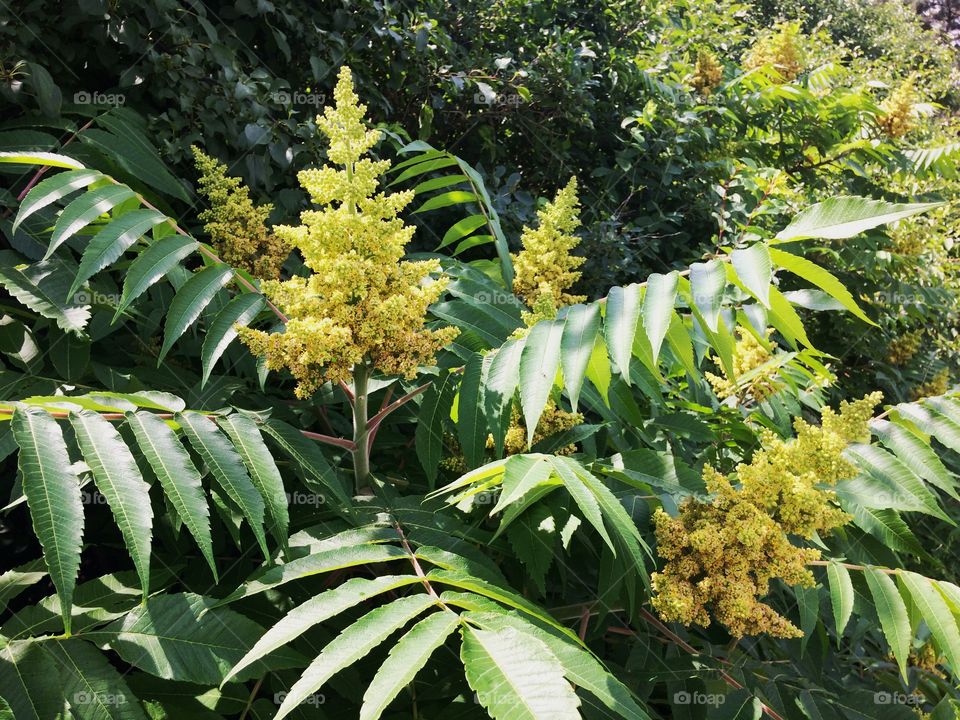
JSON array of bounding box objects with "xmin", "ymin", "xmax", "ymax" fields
[{"xmin": 351, "ymin": 363, "xmax": 372, "ymax": 494}]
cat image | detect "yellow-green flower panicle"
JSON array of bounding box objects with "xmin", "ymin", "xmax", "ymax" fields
[
  {"xmin": 651, "ymin": 393, "xmax": 883, "ymax": 638},
  {"xmin": 238, "ymin": 66, "xmax": 458, "ymax": 397},
  {"xmin": 878, "ymin": 78, "xmax": 918, "ymax": 139},
  {"xmin": 692, "ymin": 50, "xmax": 723, "ymax": 95},
  {"xmin": 743, "ymin": 22, "xmax": 804, "ymax": 82},
  {"xmin": 193, "ymin": 147, "xmax": 289, "ymax": 279},
  {"xmin": 512, "ymin": 177, "xmax": 585, "ymax": 322}
]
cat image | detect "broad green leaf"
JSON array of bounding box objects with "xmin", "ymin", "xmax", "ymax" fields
[
  {"xmin": 730, "ymin": 243, "xmax": 772, "ymax": 307},
  {"xmin": 47, "ymin": 184, "xmax": 136, "ymax": 259},
  {"xmin": 360, "ymin": 610, "xmax": 460, "ymax": 720},
  {"xmin": 641, "ymin": 271, "xmax": 678, "ymax": 361},
  {"xmin": 69, "ymin": 410, "xmax": 153, "ymax": 598},
  {"xmin": 505, "ymin": 505, "xmax": 555, "ymax": 595},
  {"xmin": 224, "ymin": 575, "xmax": 422, "ymax": 685},
  {"xmin": 457, "ymin": 352, "xmax": 487, "ymax": 468},
  {"xmin": 484, "ymin": 339, "xmax": 524, "ymax": 456},
  {"xmin": 200, "ymin": 294, "xmax": 264, "ymax": 385},
  {"xmin": 0, "ymin": 640, "xmax": 64, "ymax": 720},
  {"xmin": 561, "ymin": 303, "xmax": 601, "ymax": 412},
  {"xmin": 689, "ymin": 260, "xmax": 726, "ymax": 332},
  {"xmin": 276, "ymin": 595, "xmax": 436, "ymax": 720},
  {"xmin": 865, "ymin": 568, "xmax": 911, "ymax": 679},
  {"xmin": 844, "ymin": 444, "xmax": 950, "ymax": 522},
  {"xmin": 0, "ymin": 151, "xmax": 85, "ymax": 169},
  {"xmin": 766, "ymin": 285, "xmax": 812, "ymax": 348},
  {"xmin": 71, "ymin": 209, "xmax": 168, "ymax": 299},
  {"xmin": 467, "ymin": 611, "xmax": 651, "ymax": 720},
  {"xmin": 665, "ymin": 312, "xmax": 697, "ymax": 377},
  {"xmin": 461, "ymin": 625, "xmax": 580, "ymax": 720},
  {"xmin": 826, "ymin": 562, "xmax": 854, "ymax": 640},
  {"xmin": 158, "ymin": 264, "xmax": 233, "ymax": 362},
  {"xmin": 177, "ymin": 412, "xmax": 268, "ymax": 558},
  {"xmin": 775, "ymin": 196, "xmax": 942, "ymax": 242},
  {"xmin": 549, "ymin": 455, "xmax": 614, "ymax": 552},
  {"xmin": 604, "ymin": 283, "xmax": 642, "ymax": 381},
  {"xmin": 260, "ymin": 419, "xmax": 349, "ymax": 508},
  {"xmin": 116, "ymin": 235, "xmax": 199, "ymax": 317},
  {"xmin": 768, "ymin": 248, "xmax": 874, "ymax": 325},
  {"xmin": 848, "ymin": 505, "xmax": 924, "ymax": 554},
  {"xmin": 899, "ymin": 571, "xmax": 960, "ymax": 679},
  {"xmin": 0, "ymin": 559, "xmax": 47, "ymax": 614},
  {"xmin": 124, "ymin": 411, "xmax": 216, "ymax": 579},
  {"xmin": 11, "ymin": 405, "xmax": 84, "ymax": 634},
  {"xmin": 519, "ymin": 320, "xmax": 564, "ymax": 446},
  {"xmin": 93, "ymin": 593, "xmax": 301, "ymax": 685},
  {"xmin": 13, "ymin": 168, "xmax": 101, "ymax": 233},
  {"xmin": 45, "ymin": 638, "xmax": 148, "ymax": 720},
  {"xmin": 218, "ymin": 414, "xmax": 288, "ymax": 548}
]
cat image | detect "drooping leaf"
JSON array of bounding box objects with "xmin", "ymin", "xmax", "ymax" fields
[
  {"xmin": 11, "ymin": 405, "xmax": 84, "ymax": 634},
  {"xmin": 689, "ymin": 260, "xmax": 726, "ymax": 332},
  {"xmin": 519, "ymin": 320, "xmax": 564, "ymax": 445},
  {"xmin": 730, "ymin": 243, "xmax": 772, "ymax": 307},
  {"xmin": 115, "ymin": 235, "xmax": 199, "ymax": 317},
  {"xmin": 604, "ymin": 284, "xmax": 642, "ymax": 381},
  {"xmin": 768, "ymin": 248, "xmax": 874, "ymax": 325},
  {"xmin": 560, "ymin": 303, "xmax": 601, "ymax": 412},
  {"xmin": 865, "ymin": 568, "xmax": 911, "ymax": 679},
  {"xmin": 69, "ymin": 410, "xmax": 153, "ymax": 597},
  {"xmin": 47, "ymin": 184, "xmax": 136, "ymax": 259},
  {"xmin": 124, "ymin": 411, "xmax": 216, "ymax": 579},
  {"xmin": 158, "ymin": 264, "xmax": 233, "ymax": 362},
  {"xmin": 12, "ymin": 168, "xmax": 101, "ymax": 234},
  {"xmin": 200, "ymin": 293, "xmax": 264, "ymax": 385},
  {"xmin": 641, "ymin": 272, "xmax": 678, "ymax": 361},
  {"xmin": 826, "ymin": 561, "xmax": 854, "ymax": 640}
]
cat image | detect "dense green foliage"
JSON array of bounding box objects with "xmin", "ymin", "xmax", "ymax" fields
[{"xmin": 2, "ymin": 2, "xmax": 960, "ymax": 720}]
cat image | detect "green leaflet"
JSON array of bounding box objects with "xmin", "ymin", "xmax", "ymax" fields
[
  {"xmin": 826, "ymin": 561, "xmax": 854, "ymax": 640},
  {"xmin": 69, "ymin": 410, "xmax": 153, "ymax": 598},
  {"xmin": 92, "ymin": 593, "xmax": 303, "ymax": 685},
  {"xmin": 200, "ymin": 293, "xmax": 264, "ymax": 385},
  {"xmin": 70, "ymin": 208, "xmax": 168, "ymax": 298},
  {"xmin": 641, "ymin": 271, "xmax": 678, "ymax": 362},
  {"xmin": 484, "ymin": 339, "xmax": 524, "ymax": 457},
  {"xmin": 124, "ymin": 411, "xmax": 216, "ymax": 579},
  {"xmin": 217, "ymin": 414, "xmax": 289, "ymax": 549},
  {"xmin": 689, "ymin": 260, "xmax": 726, "ymax": 332},
  {"xmin": 158, "ymin": 264, "xmax": 233, "ymax": 362},
  {"xmin": 11, "ymin": 405, "xmax": 84, "ymax": 634},
  {"xmin": 865, "ymin": 569, "xmax": 911, "ymax": 679},
  {"xmin": 359, "ymin": 610, "xmax": 461, "ymax": 720},
  {"xmin": 47, "ymin": 184, "xmax": 136, "ymax": 259},
  {"xmin": 45, "ymin": 639, "xmax": 148, "ymax": 720},
  {"xmin": 560, "ymin": 303, "xmax": 601, "ymax": 412},
  {"xmin": 276, "ymin": 595, "xmax": 437, "ymax": 720},
  {"xmin": 457, "ymin": 352, "xmax": 487, "ymax": 468},
  {"xmin": 461, "ymin": 624, "xmax": 581, "ymax": 720},
  {"xmin": 774, "ymin": 195, "xmax": 943, "ymax": 242},
  {"xmin": 115, "ymin": 235, "xmax": 199, "ymax": 318},
  {"xmin": 0, "ymin": 640, "xmax": 65, "ymax": 720},
  {"xmin": 260, "ymin": 418, "xmax": 349, "ymax": 508},
  {"xmin": 224, "ymin": 575, "xmax": 422, "ymax": 685},
  {"xmin": 604, "ymin": 283, "xmax": 642, "ymax": 382},
  {"xmin": 730, "ymin": 243, "xmax": 772, "ymax": 307},
  {"xmin": 899, "ymin": 571, "xmax": 960, "ymax": 679},
  {"xmin": 519, "ymin": 319, "xmax": 564, "ymax": 446},
  {"xmin": 12, "ymin": 168, "xmax": 101, "ymax": 233},
  {"xmin": 416, "ymin": 371, "xmax": 457, "ymax": 484},
  {"xmin": 768, "ymin": 247, "xmax": 874, "ymax": 325},
  {"xmin": 177, "ymin": 412, "xmax": 268, "ymax": 558}
]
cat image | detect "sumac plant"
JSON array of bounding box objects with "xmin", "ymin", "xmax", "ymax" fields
[{"xmin": 0, "ymin": 66, "xmax": 959, "ymax": 720}]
